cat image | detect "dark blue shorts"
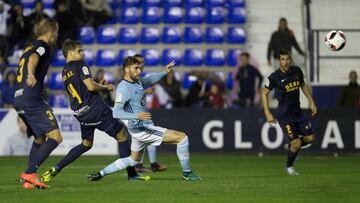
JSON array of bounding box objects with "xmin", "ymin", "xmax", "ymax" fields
[
  {"xmin": 76, "ymin": 107, "xmax": 123, "ymax": 142},
  {"xmin": 278, "ymin": 113, "xmax": 314, "ymax": 142},
  {"xmin": 15, "ymin": 103, "xmax": 59, "ymax": 138}
]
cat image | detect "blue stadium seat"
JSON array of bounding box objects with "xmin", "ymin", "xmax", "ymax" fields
[
  {"xmin": 163, "ymin": 7, "xmax": 182, "ymax": 23},
  {"xmin": 205, "ymin": 27, "xmax": 224, "ymax": 43},
  {"xmin": 184, "ymin": 27, "xmax": 202, "ymax": 43},
  {"xmin": 205, "ymin": 49, "xmax": 225, "ymax": 66},
  {"xmin": 119, "ymin": 7, "xmax": 139, "ymax": 24},
  {"xmin": 49, "ymin": 72, "xmax": 64, "ymax": 90},
  {"xmin": 140, "ymin": 27, "xmax": 160, "ymax": 44},
  {"xmin": 226, "ymin": 72, "xmax": 234, "ymax": 89},
  {"xmin": 228, "ymin": 0, "xmax": 245, "ymax": 7},
  {"xmin": 51, "ymin": 50, "xmax": 66, "ymax": 67},
  {"xmin": 228, "ymin": 7, "xmax": 246, "ymax": 24},
  {"xmin": 104, "ymin": 71, "xmax": 115, "ymax": 84},
  {"xmin": 21, "ymin": 0, "xmax": 35, "ymax": 8},
  {"xmin": 48, "ymin": 94, "xmax": 69, "ymax": 108},
  {"xmin": 205, "ymin": 0, "xmax": 224, "ymax": 7},
  {"xmin": 96, "ymin": 49, "xmax": 116, "ymax": 67},
  {"xmin": 42, "ymin": 0, "xmax": 55, "ymax": 8},
  {"xmin": 182, "ymin": 72, "xmax": 198, "ymax": 89},
  {"xmin": 96, "ymin": 26, "xmax": 117, "ymax": 44},
  {"xmin": 227, "ymin": 27, "xmax": 246, "ymax": 43},
  {"xmin": 122, "ymin": 0, "xmax": 140, "ymax": 7},
  {"xmin": 118, "ymin": 49, "xmax": 137, "ymax": 65},
  {"xmin": 162, "ymin": 27, "xmax": 181, "ymax": 44},
  {"xmin": 142, "ymin": 7, "xmax": 161, "ymax": 24},
  {"xmin": 206, "ymin": 7, "xmax": 224, "ymax": 24},
  {"xmin": 83, "ymin": 49, "xmax": 94, "ymax": 66},
  {"xmin": 162, "ymin": 49, "xmax": 181, "ymax": 66},
  {"xmin": 78, "ymin": 27, "xmax": 95, "ymax": 44},
  {"xmin": 43, "ymin": 8, "xmax": 56, "ymax": 18},
  {"xmin": 184, "ymin": 0, "xmax": 203, "ymax": 7},
  {"xmin": 184, "ymin": 49, "xmax": 203, "ymax": 66},
  {"xmin": 142, "ymin": 0, "xmax": 161, "ymax": 7},
  {"xmin": 141, "ymin": 49, "xmax": 160, "ymax": 66},
  {"xmin": 164, "ymin": 0, "xmax": 182, "ymax": 7},
  {"xmin": 227, "ymin": 49, "xmax": 242, "ymax": 66},
  {"xmin": 107, "ymin": 0, "xmax": 119, "ymax": 9},
  {"xmin": 184, "ymin": 7, "xmax": 203, "ymax": 24},
  {"xmin": 118, "ymin": 27, "xmax": 138, "ymax": 44}
]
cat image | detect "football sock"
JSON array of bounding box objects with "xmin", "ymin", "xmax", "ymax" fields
[
  {"xmin": 147, "ymin": 145, "xmax": 157, "ymax": 164},
  {"xmin": 118, "ymin": 140, "xmax": 137, "ymax": 177},
  {"xmin": 28, "ymin": 142, "xmax": 41, "ymax": 167},
  {"xmin": 25, "ymin": 138, "xmax": 58, "ymax": 174},
  {"xmin": 286, "ymin": 151, "xmax": 298, "ymax": 167},
  {"xmin": 57, "ymin": 144, "xmax": 90, "ymax": 172},
  {"xmin": 100, "ymin": 157, "xmax": 139, "ymax": 176},
  {"xmin": 176, "ymin": 136, "xmax": 191, "ymax": 172}
]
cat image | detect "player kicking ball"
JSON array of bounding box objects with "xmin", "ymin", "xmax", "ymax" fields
[
  {"xmin": 87, "ymin": 56, "xmax": 201, "ymax": 181},
  {"xmin": 261, "ymin": 50, "xmax": 317, "ymax": 176}
]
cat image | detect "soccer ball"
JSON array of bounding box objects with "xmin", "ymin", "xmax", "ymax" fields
[{"xmin": 325, "ymin": 30, "xmax": 346, "ymax": 51}]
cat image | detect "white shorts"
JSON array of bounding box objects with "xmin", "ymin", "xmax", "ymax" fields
[{"xmin": 122, "ymin": 120, "xmax": 167, "ymax": 152}]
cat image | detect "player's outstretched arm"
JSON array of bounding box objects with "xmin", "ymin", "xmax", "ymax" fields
[
  {"xmin": 261, "ymin": 87, "xmax": 276, "ymax": 124},
  {"xmin": 82, "ymin": 78, "xmax": 113, "ymax": 92},
  {"xmin": 301, "ymin": 82, "xmax": 317, "ymax": 116},
  {"xmin": 140, "ymin": 60, "xmax": 176, "ymax": 87},
  {"xmin": 26, "ymin": 53, "xmax": 40, "ymax": 87}
]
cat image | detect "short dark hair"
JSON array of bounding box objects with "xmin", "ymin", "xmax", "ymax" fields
[
  {"xmin": 133, "ymin": 54, "xmax": 144, "ymax": 59},
  {"xmin": 61, "ymin": 39, "xmax": 82, "ymax": 58},
  {"xmin": 279, "ymin": 49, "xmax": 290, "ymax": 56},
  {"xmin": 240, "ymin": 52, "xmax": 250, "ymax": 58},
  {"xmin": 123, "ymin": 56, "xmax": 139, "ymax": 69}
]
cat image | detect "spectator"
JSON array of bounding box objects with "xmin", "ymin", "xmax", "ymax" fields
[
  {"xmin": 185, "ymin": 77, "xmax": 205, "ymax": 108},
  {"xmin": 337, "ymin": 70, "xmax": 360, "ymax": 107},
  {"xmin": 204, "ymin": 83, "xmax": 224, "ymax": 109},
  {"xmin": 9, "ymin": 4, "xmax": 27, "ymax": 50},
  {"xmin": 55, "ymin": 2, "xmax": 78, "ymax": 48},
  {"xmin": 267, "ymin": 17, "xmax": 304, "ymax": 66},
  {"xmin": 27, "ymin": 0, "xmax": 50, "ymax": 39},
  {"xmin": 55, "ymin": 0, "xmax": 85, "ymax": 25},
  {"xmin": 0, "ymin": 1, "xmax": 11, "ymax": 73},
  {"xmin": 158, "ymin": 71, "xmax": 183, "ymax": 108},
  {"xmin": 79, "ymin": 0, "xmax": 111, "ymax": 29},
  {"xmin": 234, "ymin": 52, "xmax": 263, "ymax": 107},
  {"xmin": 1, "ymin": 69, "xmax": 16, "ymax": 108},
  {"xmin": 94, "ymin": 68, "xmax": 114, "ymax": 107}
]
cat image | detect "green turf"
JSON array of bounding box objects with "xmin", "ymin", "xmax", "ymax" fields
[{"xmin": 0, "ymin": 154, "xmax": 359, "ymax": 203}]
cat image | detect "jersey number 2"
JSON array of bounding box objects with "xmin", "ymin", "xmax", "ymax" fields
[{"xmin": 67, "ymin": 84, "xmax": 83, "ymax": 104}]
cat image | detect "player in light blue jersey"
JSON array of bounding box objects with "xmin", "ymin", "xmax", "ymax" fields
[{"xmin": 87, "ymin": 56, "xmax": 201, "ymax": 181}]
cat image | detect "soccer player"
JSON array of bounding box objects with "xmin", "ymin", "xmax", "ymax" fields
[
  {"xmin": 14, "ymin": 19, "xmax": 61, "ymax": 189},
  {"xmin": 87, "ymin": 56, "xmax": 202, "ymax": 181},
  {"xmin": 261, "ymin": 50, "xmax": 317, "ymax": 176},
  {"xmin": 41, "ymin": 39, "xmax": 148, "ymax": 182}
]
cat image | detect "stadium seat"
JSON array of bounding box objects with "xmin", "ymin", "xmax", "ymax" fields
[
  {"xmin": 163, "ymin": 0, "xmax": 182, "ymax": 7},
  {"xmin": 228, "ymin": 7, "xmax": 246, "ymax": 24},
  {"xmin": 205, "ymin": 49, "xmax": 225, "ymax": 66},
  {"xmin": 96, "ymin": 26, "xmax": 117, "ymax": 44},
  {"xmin": 48, "ymin": 94, "xmax": 69, "ymax": 108},
  {"xmin": 7, "ymin": 49, "xmax": 23, "ymax": 67},
  {"xmin": 118, "ymin": 49, "xmax": 137, "ymax": 65},
  {"xmin": 184, "ymin": 0, "xmax": 203, "ymax": 7},
  {"xmin": 163, "ymin": 7, "xmax": 182, "ymax": 23},
  {"xmin": 119, "ymin": 7, "xmax": 139, "ymax": 24},
  {"xmin": 118, "ymin": 27, "xmax": 138, "ymax": 44},
  {"xmin": 122, "ymin": 0, "xmax": 140, "ymax": 7},
  {"xmin": 162, "ymin": 49, "xmax": 181, "ymax": 66},
  {"xmin": 205, "ymin": 27, "xmax": 224, "ymax": 43},
  {"xmin": 184, "ymin": 27, "xmax": 202, "ymax": 43},
  {"xmin": 23, "ymin": 8, "xmax": 32, "ymax": 16},
  {"xmin": 96, "ymin": 49, "xmax": 116, "ymax": 67},
  {"xmin": 206, "ymin": 7, "xmax": 224, "ymax": 24},
  {"xmin": 184, "ymin": 49, "xmax": 203, "ymax": 66},
  {"xmin": 105, "ymin": 8, "xmax": 118, "ymax": 24},
  {"xmin": 227, "ymin": 49, "xmax": 242, "ymax": 66},
  {"xmin": 205, "ymin": 0, "xmax": 224, "ymax": 7},
  {"xmin": 227, "ymin": 27, "xmax": 246, "ymax": 43},
  {"xmin": 162, "ymin": 27, "xmax": 181, "ymax": 43},
  {"xmin": 140, "ymin": 27, "xmax": 160, "ymax": 44},
  {"xmin": 107, "ymin": 0, "xmax": 119, "ymax": 9},
  {"xmin": 226, "ymin": 72, "xmax": 234, "ymax": 89},
  {"xmin": 78, "ymin": 27, "xmax": 95, "ymax": 44},
  {"xmin": 0, "ymin": 73, "xmax": 2, "ymax": 88},
  {"xmin": 184, "ymin": 7, "xmax": 203, "ymax": 24},
  {"xmin": 141, "ymin": 49, "xmax": 160, "ymax": 66},
  {"xmin": 42, "ymin": 0, "xmax": 55, "ymax": 8},
  {"xmin": 228, "ymin": 0, "xmax": 245, "ymax": 7},
  {"xmin": 83, "ymin": 49, "xmax": 94, "ymax": 66},
  {"xmin": 182, "ymin": 72, "xmax": 198, "ymax": 89},
  {"xmin": 142, "ymin": 0, "xmax": 161, "ymax": 7},
  {"xmin": 142, "ymin": 7, "xmax": 161, "ymax": 24},
  {"xmin": 51, "ymin": 50, "xmax": 66, "ymax": 67},
  {"xmin": 104, "ymin": 71, "xmax": 115, "ymax": 84},
  {"xmin": 49, "ymin": 72, "xmax": 64, "ymax": 90}
]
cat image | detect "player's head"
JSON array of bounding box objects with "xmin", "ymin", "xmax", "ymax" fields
[
  {"xmin": 349, "ymin": 70, "xmax": 358, "ymax": 84},
  {"xmin": 34, "ymin": 19, "xmax": 58, "ymax": 45},
  {"xmin": 35, "ymin": 0, "xmax": 44, "ymax": 12},
  {"xmin": 123, "ymin": 56, "xmax": 141, "ymax": 81},
  {"xmin": 278, "ymin": 17, "xmax": 288, "ymax": 31},
  {"xmin": 134, "ymin": 54, "xmax": 145, "ymax": 71},
  {"xmin": 61, "ymin": 39, "xmax": 84, "ymax": 62},
  {"xmin": 239, "ymin": 52, "xmax": 250, "ymax": 66},
  {"xmin": 279, "ymin": 49, "xmax": 291, "ymax": 71}
]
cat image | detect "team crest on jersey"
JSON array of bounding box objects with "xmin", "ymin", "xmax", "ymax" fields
[
  {"xmin": 82, "ymin": 66, "xmax": 90, "ymax": 75},
  {"xmin": 115, "ymin": 92, "xmax": 122, "ymax": 102},
  {"xmin": 36, "ymin": 47, "xmax": 46, "ymax": 56}
]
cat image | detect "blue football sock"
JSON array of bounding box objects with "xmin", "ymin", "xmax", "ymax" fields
[
  {"xmin": 147, "ymin": 145, "xmax": 157, "ymax": 164},
  {"xmin": 287, "ymin": 150, "xmax": 298, "ymax": 167},
  {"xmin": 25, "ymin": 138, "xmax": 58, "ymax": 174},
  {"xmin": 100, "ymin": 157, "xmax": 139, "ymax": 176},
  {"xmin": 176, "ymin": 136, "xmax": 191, "ymax": 172},
  {"xmin": 57, "ymin": 144, "xmax": 90, "ymax": 172},
  {"xmin": 28, "ymin": 142, "xmax": 41, "ymax": 167}
]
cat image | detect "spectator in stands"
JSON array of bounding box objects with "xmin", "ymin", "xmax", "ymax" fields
[
  {"xmin": 55, "ymin": 2, "xmax": 78, "ymax": 48},
  {"xmin": 0, "ymin": 1, "xmax": 11, "ymax": 73},
  {"xmin": 1, "ymin": 69, "xmax": 16, "ymax": 108},
  {"xmin": 94, "ymin": 68, "xmax": 114, "ymax": 107},
  {"xmin": 55, "ymin": 0, "xmax": 85, "ymax": 25},
  {"xmin": 204, "ymin": 83, "xmax": 224, "ymax": 109},
  {"xmin": 79, "ymin": 0, "xmax": 111, "ymax": 29},
  {"xmin": 267, "ymin": 17, "xmax": 304, "ymax": 66},
  {"xmin": 9, "ymin": 4, "xmax": 27, "ymax": 50},
  {"xmin": 337, "ymin": 70, "xmax": 360, "ymax": 107},
  {"xmin": 158, "ymin": 71, "xmax": 184, "ymax": 108},
  {"xmin": 27, "ymin": 0, "xmax": 50, "ymax": 39},
  {"xmin": 234, "ymin": 52, "xmax": 263, "ymax": 107},
  {"xmin": 185, "ymin": 76, "xmax": 205, "ymax": 108}
]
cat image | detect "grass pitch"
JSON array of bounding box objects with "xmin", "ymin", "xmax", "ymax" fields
[{"xmin": 0, "ymin": 154, "xmax": 359, "ymax": 203}]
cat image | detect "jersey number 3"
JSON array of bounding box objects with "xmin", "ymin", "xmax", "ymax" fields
[
  {"xmin": 17, "ymin": 58, "xmax": 25, "ymax": 83},
  {"xmin": 67, "ymin": 84, "xmax": 83, "ymax": 104}
]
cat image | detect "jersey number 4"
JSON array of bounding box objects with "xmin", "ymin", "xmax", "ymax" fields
[{"xmin": 67, "ymin": 84, "xmax": 83, "ymax": 104}]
